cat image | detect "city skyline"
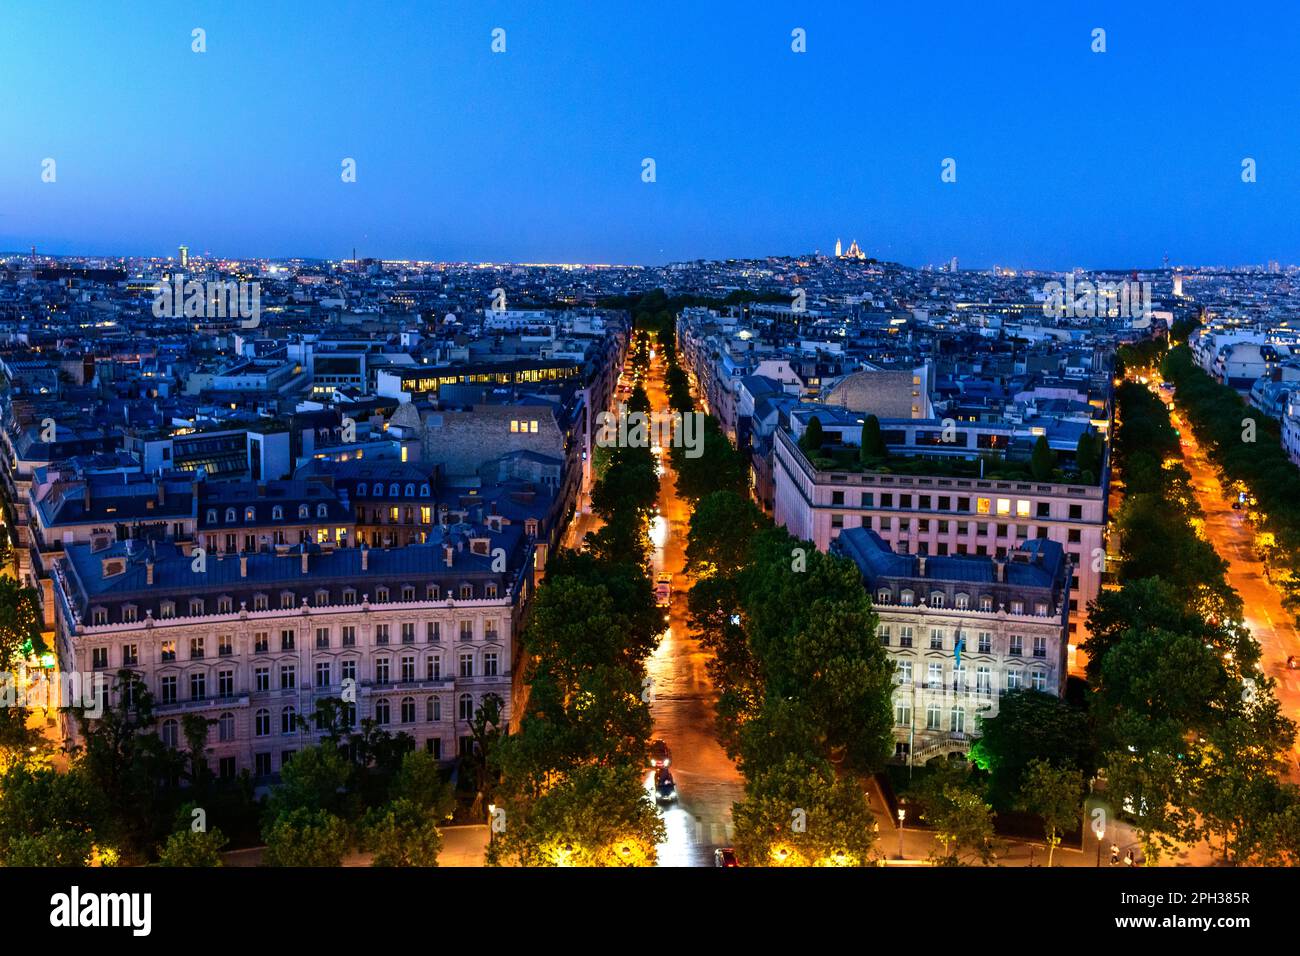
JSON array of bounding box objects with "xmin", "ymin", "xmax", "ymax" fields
[{"xmin": 3, "ymin": 1, "xmax": 1299, "ymax": 268}]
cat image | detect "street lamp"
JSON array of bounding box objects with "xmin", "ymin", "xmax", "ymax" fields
[{"xmin": 897, "ymin": 808, "xmax": 906, "ymax": 860}]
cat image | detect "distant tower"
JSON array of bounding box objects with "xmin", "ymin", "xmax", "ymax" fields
[
  {"xmin": 834, "ymin": 238, "xmax": 842, "ymax": 258},
  {"xmin": 949, "ymin": 256, "xmax": 959, "ymax": 273},
  {"xmin": 30, "ymin": 245, "xmax": 36, "ymax": 267},
  {"xmin": 1163, "ymin": 253, "xmax": 1169, "ymax": 271},
  {"xmin": 1173, "ymin": 272, "xmax": 1184, "ymax": 297},
  {"xmin": 179, "ymin": 244, "xmax": 189, "ymax": 269}
]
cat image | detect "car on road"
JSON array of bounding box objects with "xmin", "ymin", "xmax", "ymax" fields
[
  {"xmin": 714, "ymin": 848, "xmax": 738, "ymax": 867},
  {"xmin": 655, "ymin": 572, "xmax": 672, "ymax": 609},
  {"xmin": 654, "ymin": 768, "xmax": 677, "ymax": 803},
  {"xmin": 649, "ymin": 739, "xmax": 671, "ymax": 768}
]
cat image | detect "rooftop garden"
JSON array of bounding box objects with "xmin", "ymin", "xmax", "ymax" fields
[{"xmin": 795, "ymin": 414, "xmax": 1104, "ymax": 486}]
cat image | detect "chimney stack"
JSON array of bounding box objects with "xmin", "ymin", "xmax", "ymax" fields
[
  {"xmin": 444, "ymin": 544, "xmax": 454, "ymax": 568},
  {"xmin": 240, "ymin": 555, "xmax": 248, "ymax": 578},
  {"xmin": 157, "ymin": 483, "xmax": 166, "ymax": 506},
  {"xmin": 301, "ymin": 551, "xmax": 309, "ymax": 574},
  {"xmin": 995, "ymin": 559, "xmax": 1006, "ymax": 583},
  {"xmin": 145, "ymin": 561, "xmax": 154, "ymax": 586},
  {"xmin": 361, "ymin": 545, "xmax": 369, "ymax": 571},
  {"xmin": 917, "ymin": 555, "xmax": 927, "ymax": 578}
]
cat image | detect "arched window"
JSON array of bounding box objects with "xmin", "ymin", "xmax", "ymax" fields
[
  {"xmin": 404, "ymin": 483, "xmax": 415, "ymax": 497},
  {"xmin": 420, "ymin": 484, "xmax": 430, "ymax": 497},
  {"xmin": 244, "ymin": 506, "xmax": 256, "ymax": 521},
  {"xmin": 272, "ymin": 505, "xmax": 284, "ymax": 520},
  {"xmin": 458, "ymin": 693, "xmax": 474, "ymax": 721},
  {"xmin": 356, "ymin": 483, "xmax": 366, "ymax": 497},
  {"xmin": 225, "ymin": 508, "xmax": 236, "ymax": 523},
  {"xmin": 373, "ymin": 482, "xmax": 384, "ymax": 496},
  {"xmin": 930, "ymin": 592, "xmax": 945, "ymax": 608},
  {"xmin": 161, "ymin": 718, "xmax": 179, "ymax": 749},
  {"xmin": 954, "ymin": 593, "xmax": 970, "ymax": 610},
  {"xmin": 400, "ymin": 696, "xmax": 416, "ymax": 723},
  {"xmin": 281, "ymin": 705, "xmax": 297, "ymax": 734},
  {"xmin": 206, "ymin": 509, "xmax": 218, "ymax": 524},
  {"xmin": 317, "ymin": 503, "xmax": 328, "ymax": 518},
  {"xmin": 254, "ymin": 708, "xmax": 270, "ymax": 737},
  {"xmin": 389, "ymin": 483, "xmax": 400, "ymax": 497},
  {"xmin": 375, "ymin": 698, "xmax": 391, "ymax": 725},
  {"xmin": 218, "ymin": 712, "xmax": 235, "ymax": 742},
  {"xmin": 298, "ymin": 504, "xmax": 310, "ymax": 519}
]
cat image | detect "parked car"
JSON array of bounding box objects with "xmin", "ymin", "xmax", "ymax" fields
[
  {"xmin": 714, "ymin": 848, "xmax": 738, "ymax": 867},
  {"xmin": 654, "ymin": 573, "xmax": 672, "ymax": 609},
  {"xmin": 654, "ymin": 768, "xmax": 677, "ymax": 803},
  {"xmin": 649, "ymin": 739, "xmax": 671, "ymax": 768}
]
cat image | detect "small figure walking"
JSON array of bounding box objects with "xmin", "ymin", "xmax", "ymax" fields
[
  {"xmin": 1124, "ymin": 850, "xmax": 1134, "ymax": 867},
  {"xmin": 1110, "ymin": 843, "xmax": 1120, "ymax": 866}
]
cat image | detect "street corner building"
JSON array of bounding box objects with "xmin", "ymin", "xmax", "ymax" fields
[
  {"xmin": 48, "ymin": 522, "xmax": 534, "ymax": 781},
  {"xmin": 834, "ymin": 527, "xmax": 1071, "ymax": 764}
]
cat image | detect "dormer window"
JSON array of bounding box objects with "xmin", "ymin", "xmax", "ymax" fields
[
  {"xmin": 979, "ymin": 596, "xmax": 993, "ymax": 612},
  {"xmin": 876, "ymin": 588, "xmax": 891, "ymax": 604},
  {"xmin": 245, "ymin": 506, "xmax": 256, "ymax": 522},
  {"xmin": 376, "ymin": 586, "xmax": 390, "ymax": 603},
  {"xmin": 272, "ymin": 505, "xmax": 284, "ymax": 520},
  {"xmin": 373, "ymin": 482, "xmax": 384, "ymax": 496},
  {"xmin": 485, "ymin": 583, "xmax": 498, "ymax": 599},
  {"xmin": 225, "ymin": 508, "xmax": 236, "ymax": 523},
  {"xmin": 91, "ymin": 607, "xmax": 108, "ymax": 626},
  {"xmin": 420, "ymin": 484, "xmax": 430, "ymax": 496},
  {"xmin": 525, "ymin": 519, "xmax": 538, "ymax": 537},
  {"xmin": 426, "ymin": 584, "xmax": 440, "ymax": 600},
  {"xmin": 280, "ymin": 591, "xmax": 295, "ymax": 610},
  {"xmin": 459, "ymin": 584, "xmax": 473, "ymax": 600},
  {"xmin": 343, "ymin": 588, "xmax": 357, "ymax": 604},
  {"xmin": 159, "ymin": 600, "xmax": 176, "ymax": 619},
  {"xmin": 315, "ymin": 503, "xmax": 326, "ymax": 518},
  {"xmin": 954, "ymin": 593, "xmax": 969, "ymax": 610},
  {"xmin": 253, "ymin": 593, "xmax": 269, "ymax": 612},
  {"xmin": 1011, "ymin": 600, "xmax": 1025, "ymax": 615},
  {"xmin": 206, "ymin": 509, "xmax": 218, "ymax": 524},
  {"xmin": 298, "ymin": 505, "xmax": 309, "ymax": 519},
  {"xmin": 123, "ymin": 604, "xmax": 138, "ymax": 623},
  {"xmin": 315, "ymin": 589, "xmax": 330, "ymax": 606},
  {"xmin": 930, "ymin": 592, "xmax": 944, "ymax": 608},
  {"xmin": 356, "ymin": 484, "xmax": 366, "ymax": 497},
  {"xmin": 189, "ymin": 598, "xmax": 205, "ymax": 616},
  {"xmin": 401, "ymin": 585, "xmax": 415, "ymax": 602},
  {"xmin": 404, "ymin": 483, "xmax": 415, "ymax": 497},
  {"xmin": 217, "ymin": 595, "xmax": 233, "ymax": 614},
  {"xmin": 390, "ymin": 483, "xmax": 400, "ymax": 497},
  {"xmin": 900, "ymin": 590, "xmax": 915, "ymax": 606}
]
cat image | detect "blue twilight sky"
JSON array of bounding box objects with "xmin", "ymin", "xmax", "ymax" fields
[{"xmin": 1, "ymin": 0, "xmax": 1297, "ymax": 269}]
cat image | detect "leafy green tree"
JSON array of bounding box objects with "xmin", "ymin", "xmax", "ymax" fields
[
  {"xmin": 799, "ymin": 416, "xmax": 824, "ymax": 455},
  {"xmin": 0, "ymin": 762, "xmax": 105, "ymax": 866},
  {"xmin": 915, "ymin": 761, "xmax": 997, "ymax": 865},
  {"xmin": 0, "ymin": 705, "xmax": 49, "ymax": 772},
  {"xmin": 0, "ymin": 578, "xmax": 45, "ymax": 668},
  {"xmin": 1030, "ymin": 434, "xmax": 1055, "ymax": 481},
  {"xmin": 363, "ymin": 798, "xmax": 443, "ymax": 866},
  {"xmin": 391, "ymin": 750, "xmax": 455, "ymax": 820},
  {"xmin": 731, "ymin": 753, "xmax": 877, "ymax": 866},
  {"xmin": 488, "ymin": 764, "xmax": 664, "ymax": 867},
  {"xmin": 262, "ymin": 807, "xmax": 351, "ymax": 867},
  {"xmin": 265, "ymin": 745, "xmax": 351, "ymax": 820},
  {"xmin": 969, "ymin": 690, "xmax": 1094, "ymax": 810},
  {"xmin": 685, "ymin": 490, "xmax": 766, "ymax": 577},
  {"xmin": 1017, "ymin": 759, "xmax": 1083, "ymax": 867},
  {"xmin": 672, "ymin": 415, "xmax": 748, "ymax": 502},
  {"xmin": 156, "ymin": 827, "xmax": 227, "ymax": 866},
  {"xmin": 859, "ymin": 414, "xmax": 888, "ymax": 466}
]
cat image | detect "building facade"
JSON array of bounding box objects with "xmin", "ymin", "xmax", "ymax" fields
[
  {"xmin": 51, "ymin": 528, "xmax": 531, "ymax": 781},
  {"xmin": 834, "ymin": 527, "xmax": 1071, "ymax": 763}
]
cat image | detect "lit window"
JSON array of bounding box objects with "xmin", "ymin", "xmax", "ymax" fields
[{"xmin": 996, "ymin": 499, "xmax": 1011, "ymax": 516}]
